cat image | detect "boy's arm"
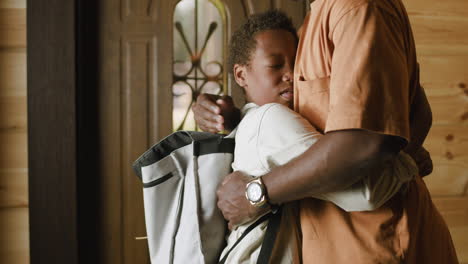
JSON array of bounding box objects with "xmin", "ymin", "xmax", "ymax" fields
[{"xmin": 256, "ymin": 104, "xmax": 322, "ymax": 169}]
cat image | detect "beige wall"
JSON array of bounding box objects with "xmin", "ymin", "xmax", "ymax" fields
[
  {"xmin": 0, "ymin": 0, "xmax": 29, "ymax": 263},
  {"xmin": 403, "ymin": 0, "xmax": 468, "ymax": 263}
]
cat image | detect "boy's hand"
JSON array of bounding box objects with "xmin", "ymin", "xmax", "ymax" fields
[
  {"xmin": 192, "ymin": 94, "xmax": 240, "ymax": 133},
  {"xmin": 216, "ymin": 171, "xmax": 264, "ymax": 230}
]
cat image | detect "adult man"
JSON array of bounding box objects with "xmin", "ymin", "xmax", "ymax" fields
[{"xmin": 193, "ymin": 0, "xmax": 458, "ymax": 262}]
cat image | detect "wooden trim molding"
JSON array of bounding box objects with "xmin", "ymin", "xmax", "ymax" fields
[{"xmin": 27, "ymin": 0, "xmax": 79, "ymax": 263}]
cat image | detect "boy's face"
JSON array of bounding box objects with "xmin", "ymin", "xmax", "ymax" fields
[{"xmin": 234, "ymin": 29, "xmax": 297, "ymax": 107}]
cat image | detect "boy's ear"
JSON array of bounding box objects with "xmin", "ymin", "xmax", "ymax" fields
[{"xmin": 233, "ymin": 64, "xmax": 248, "ymax": 88}]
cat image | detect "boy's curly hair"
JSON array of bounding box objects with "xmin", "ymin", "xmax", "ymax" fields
[{"xmin": 228, "ymin": 9, "xmax": 298, "ymax": 72}]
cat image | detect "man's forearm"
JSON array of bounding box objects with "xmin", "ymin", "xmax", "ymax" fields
[{"xmin": 262, "ymin": 130, "xmax": 404, "ymax": 204}]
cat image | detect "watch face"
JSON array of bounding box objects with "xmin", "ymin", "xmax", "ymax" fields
[{"xmin": 247, "ymin": 182, "xmax": 263, "ymax": 202}]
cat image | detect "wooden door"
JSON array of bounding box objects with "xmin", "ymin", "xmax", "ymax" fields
[{"xmin": 96, "ymin": 1, "xmax": 308, "ymax": 263}]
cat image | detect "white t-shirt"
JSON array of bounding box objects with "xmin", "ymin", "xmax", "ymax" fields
[{"xmin": 221, "ymin": 102, "xmax": 418, "ymax": 264}]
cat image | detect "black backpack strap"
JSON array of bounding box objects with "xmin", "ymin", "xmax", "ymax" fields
[
  {"xmin": 257, "ymin": 207, "xmax": 282, "ymax": 264},
  {"xmin": 218, "ymin": 207, "xmax": 282, "ymax": 264},
  {"xmin": 218, "ymin": 212, "xmax": 272, "ymax": 264}
]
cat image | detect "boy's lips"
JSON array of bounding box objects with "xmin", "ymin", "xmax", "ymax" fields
[{"xmin": 280, "ymin": 88, "xmax": 294, "ymax": 101}]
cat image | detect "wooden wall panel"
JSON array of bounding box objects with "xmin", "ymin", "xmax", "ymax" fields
[
  {"xmin": 424, "ymin": 126, "xmax": 468, "ymax": 196},
  {"xmin": 0, "ymin": 208, "xmax": 30, "ymax": 264},
  {"xmin": 404, "ymin": 0, "xmax": 468, "ymax": 262},
  {"xmin": 0, "ymin": 50, "xmax": 26, "ymax": 97},
  {"xmin": 0, "ymin": 1, "xmax": 28, "ymax": 263},
  {"xmin": 409, "ymin": 17, "xmax": 468, "ymax": 47},
  {"xmin": 0, "ymin": 169, "xmax": 28, "ymax": 208},
  {"xmin": 405, "ymin": 0, "xmax": 468, "ymax": 17},
  {"xmin": 0, "ymin": 9, "xmax": 26, "ymax": 47},
  {"xmin": 419, "ymin": 55, "xmax": 468, "ymax": 90},
  {"xmin": 0, "ymin": 132, "xmax": 27, "ymax": 169},
  {"xmin": 0, "ymin": 0, "xmax": 26, "ymax": 9},
  {"xmin": 0, "ymin": 96, "xmax": 27, "ymax": 132}
]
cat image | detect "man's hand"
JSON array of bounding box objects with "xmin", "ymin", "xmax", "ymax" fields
[
  {"xmin": 216, "ymin": 171, "xmax": 264, "ymax": 230},
  {"xmin": 408, "ymin": 146, "xmax": 433, "ymax": 177},
  {"xmin": 192, "ymin": 94, "xmax": 240, "ymax": 133}
]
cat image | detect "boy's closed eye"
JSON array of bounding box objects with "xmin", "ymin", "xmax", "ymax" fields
[
  {"xmin": 268, "ymin": 64, "xmax": 284, "ymax": 69},
  {"xmin": 266, "ymin": 58, "xmax": 285, "ymax": 68}
]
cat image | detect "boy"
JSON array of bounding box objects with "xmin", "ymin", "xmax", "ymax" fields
[{"xmin": 220, "ymin": 10, "xmax": 417, "ymax": 263}]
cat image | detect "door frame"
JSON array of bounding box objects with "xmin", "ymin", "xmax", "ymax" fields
[{"xmin": 27, "ymin": 0, "xmax": 98, "ymax": 263}]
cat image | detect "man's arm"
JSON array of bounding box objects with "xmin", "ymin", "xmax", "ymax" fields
[
  {"xmin": 217, "ymin": 130, "xmax": 404, "ymax": 227},
  {"xmin": 263, "ymin": 130, "xmax": 403, "ymax": 204}
]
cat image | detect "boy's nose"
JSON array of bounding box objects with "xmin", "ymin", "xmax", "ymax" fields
[{"xmin": 283, "ymin": 71, "xmax": 293, "ymax": 82}]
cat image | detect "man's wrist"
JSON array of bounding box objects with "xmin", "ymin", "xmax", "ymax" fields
[{"xmin": 245, "ymin": 176, "xmax": 279, "ymax": 213}]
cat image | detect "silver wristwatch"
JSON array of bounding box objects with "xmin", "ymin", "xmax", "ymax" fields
[{"xmin": 245, "ymin": 177, "xmax": 268, "ymax": 207}]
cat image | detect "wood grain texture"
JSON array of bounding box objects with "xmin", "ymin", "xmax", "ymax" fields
[
  {"xmin": 96, "ymin": 0, "xmax": 166, "ymax": 263},
  {"xmin": 409, "ymin": 16, "xmax": 468, "ymax": 47},
  {"xmin": 426, "ymin": 89, "xmax": 468, "ymax": 126},
  {"xmin": 0, "ymin": 50, "xmax": 27, "ymax": 97},
  {"xmin": 419, "ymin": 53, "xmax": 468, "ymax": 125},
  {"xmin": 97, "ymin": 0, "xmax": 123, "ymax": 262},
  {"xmin": 405, "ymin": 0, "xmax": 468, "ymax": 49},
  {"xmin": 121, "ymin": 0, "xmax": 158, "ymax": 21},
  {"xmin": 121, "ymin": 35, "xmax": 153, "ymax": 264},
  {"xmin": 0, "ymin": 3, "xmax": 29, "ymax": 264},
  {"xmin": 0, "ymin": 169, "xmax": 28, "ymax": 208},
  {"xmin": 0, "ymin": 208, "xmax": 30, "ymax": 264},
  {"xmin": 27, "ymin": 0, "xmax": 78, "ymax": 262},
  {"xmin": 0, "ymin": 131, "xmax": 27, "ymax": 169},
  {"xmin": 0, "ymin": 0, "xmax": 26, "ymax": 9},
  {"xmin": 419, "ymin": 55, "xmax": 468, "ymax": 88},
  {"xmin": 0, "ymin": 96, "xmax": 27, "ymax": 132},
  {"xmin": 423, "ymin": 125, "xmax": 468, "ymax": 198},
  {"xmin": 405, "ymin": 0, "xmax": 468, "ymax": 20},
  {"xmin": 0, "ymin": 9, "xmax": 26, "ymax": 47},
  {"xmin": 403, "ymin": 0, "xmax": 468, "ymax": 261}
]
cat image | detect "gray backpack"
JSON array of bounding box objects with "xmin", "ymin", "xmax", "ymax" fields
[
  {"xmin": 133, "ymin": 130, "xmax": 281, "ymax": 264},
  {"xmin": 132, "ymin": 131, "xmax": 235, "ymax": 264}
]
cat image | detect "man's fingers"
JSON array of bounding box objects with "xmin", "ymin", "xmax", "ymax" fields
[
  {"xmin": 220, "ymin": 173, "xmax": 233, "ymax": 186},
  {"xmin": 197, "ymin": 93, "xmax": 221, "ymax": 114},
  {"xmin": 193, "ymin": 93, "xmax": 238, "ymax": 132},
  {"xmin": 192, "ymin": 102, "xmax": 224, "ymax": 132}
]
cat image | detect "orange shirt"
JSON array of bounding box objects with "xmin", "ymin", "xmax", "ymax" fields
[{"xmin": 293, "ymin": 0, "xmax": 459, "ymax": 263}]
